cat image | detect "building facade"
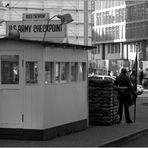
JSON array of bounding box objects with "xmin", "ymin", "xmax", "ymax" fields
[
  {"xmin": 91, "ymin": 0, "xmax": 148, "ymax": 74},
  {"xmin": 0, "ymin": 0, "xmax": 92, "ymax": 46}
]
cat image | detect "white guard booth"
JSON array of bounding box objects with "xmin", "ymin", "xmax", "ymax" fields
[{"xmin": 0, "ymin": 37, "xmax": 93, "ymax": 140}]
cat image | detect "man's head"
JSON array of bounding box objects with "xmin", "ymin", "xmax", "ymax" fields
[{"xmin": 121, "ymin": 68, "xmax": 127, "ymax": 75}]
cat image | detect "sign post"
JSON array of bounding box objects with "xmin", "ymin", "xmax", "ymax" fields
[{"xmin": 134, "ymin": 43, "xmax": 139, "ymax": 122}]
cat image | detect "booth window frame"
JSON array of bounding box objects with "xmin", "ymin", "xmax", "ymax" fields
[
  {"xmin": 45, "ymin": 61, "xmax": 86, "ymax": 84},
  {"xmin": 26, "ymin": 61, "xmax": 38, "ymax": 84},
  {"xmin": 0, "ymin": 51, "xmax": 22, "ymax": 89},
  {"xmin": 1, "ymin": 55, "xmax": 19, "ymax": 85}
]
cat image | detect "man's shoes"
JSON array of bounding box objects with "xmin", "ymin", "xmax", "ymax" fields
[{"xmin": 126, "ymin": 120, "xmax": 133, "ymax": 123}]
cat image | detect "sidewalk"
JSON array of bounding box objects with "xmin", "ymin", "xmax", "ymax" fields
[{"xmin": 0, "ymin": 92, "xmax": 148, "ymax": 147}]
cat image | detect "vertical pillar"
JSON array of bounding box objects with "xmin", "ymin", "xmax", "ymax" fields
[
  {"xmin": 102, "ymin": 44, "xmax": 105, "ymax": 60},
  {"xmin": 120, "ymin": 42, "xmax": 123, "ymax": 59},
  {"xmin": 84, "ymin": 0, "xmax": 88, "ymax": 45},
  {"xmin": 142, "ymin": 40, "xmax": 146, "ymax": 61},
  {"xmin": 126, "ymin": 44, "xmax": 128, "ymax": 59}
]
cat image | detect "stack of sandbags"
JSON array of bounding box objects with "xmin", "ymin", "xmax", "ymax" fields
[{"xmin": 89, "ymin": 77, "xmax": 119, "ymax": 125}]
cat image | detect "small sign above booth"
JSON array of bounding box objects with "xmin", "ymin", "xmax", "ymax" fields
[{"xmin": 23, "ymin": 13, "xmax": 49, "ymax": 21}]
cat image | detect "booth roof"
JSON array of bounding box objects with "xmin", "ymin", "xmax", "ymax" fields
[{"xmin": 0, "ymin": 37, "xmax": 95, "ymax": 50}]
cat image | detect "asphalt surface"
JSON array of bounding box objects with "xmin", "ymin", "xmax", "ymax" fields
[{"xmin": 120, "ymin": 134, "xmax": 148, "ymax": 147}]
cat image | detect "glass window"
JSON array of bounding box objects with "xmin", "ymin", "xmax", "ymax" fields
[
  {"xmin": 115, "ymin": 44, "xmax": 120, "ymax": 53},
  {"xmin": 130, "ymin": 44, "xmax": 133, "ymax": 53},
  {"xmin": 26, "ymin": 62, "xmax": 38, "ymax": 84},
  {"xmin": 55, "ymin": 62, "xmax": 60, "ymax": 83},
  {"xmin": 97, "ymin": 48, "xmax": 100, "ymax": 54},
  {"xmin": 71, "ymin": 62, "xmax": 78, "ymax": 82},
  {"xmin": 108, "ymin": 44, "xmax": 111, "ymax": 54},
  {"xmin": 78, "ymin": 62, "xmax": 86, "ymax": 81},
  {"xmin": 45, "ymin": 62, "xmax": 54, "ymax": 84},
  {"xmin": 111, "ymin": 44, "xmax": 114, "ymax": 53},
  {"xmin": 60, "ymin": 62, "xmax": 69, "ymax": 83},
  {"xmin": 1, "ymin": 55, "xmax": 19, "ymax": 84}
]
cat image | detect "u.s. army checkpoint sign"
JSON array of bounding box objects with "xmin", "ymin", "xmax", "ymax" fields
[{"xmin": 6, "ymin": 13, "xmax": 67, "ymax": 42}]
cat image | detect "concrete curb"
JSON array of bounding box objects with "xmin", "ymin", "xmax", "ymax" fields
[{"xmin": 98, "ymin": 127, "xmax": 148, "ymax": 147}]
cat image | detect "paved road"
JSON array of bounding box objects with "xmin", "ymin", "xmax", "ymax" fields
[
  {"xmin": 120, "ymin": 134, "xmax": 148, "ymax": 147},
  {"xmin": 120, "ymin": 94, "xmax": 148, "ymax": 147}
]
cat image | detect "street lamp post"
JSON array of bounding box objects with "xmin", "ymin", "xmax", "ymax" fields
[
  {"xmin": 134, "ymin": 42, "xmax": 139, "ymax": 122},
  {"xmin": 135, "ymin": 43, "xmax": 139, "ymax": 91},
  {"xmin": 42, "ymin": 13, "xmax": 73, "ymax": 41}
]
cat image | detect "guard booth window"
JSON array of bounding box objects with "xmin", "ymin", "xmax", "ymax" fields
[
  {"xmin": 78, "ymin": 62, "xmax": 86, "ymax": 81},
  {"xmin": 60, "ymin": 62, "xmax": 69, "ymax": 83},
  {"xmin": 26, "ymin": 62, "xmax": 38, "ymax": 84},
  {"xmin": 1, "ymin": 55, "xmax": 19, "ymax": 84},
  {"xmin": 55, "ymin": 62, "xmax": 60, "ymax": 83},
  {"xmin": 71, "ymin": 62, "xmax": 78, "ymax": 82},
  {"xmin": 45, "ymin": 62, "xmax": 54, "ymax": 84}
]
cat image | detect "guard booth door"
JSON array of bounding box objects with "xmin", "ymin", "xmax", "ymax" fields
[{"xmin": 0, "ymin": 51, "xmax": 23, "ymax": 128}]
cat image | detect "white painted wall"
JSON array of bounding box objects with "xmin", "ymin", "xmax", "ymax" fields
[
  {"xmin": 0, "ymin": 40, "xmax": 45, "ymax": 129},
  {"xmin": 0, "ymin": 42, "xmax": 23, "ymax": 128},
  {"xmin": 43, "ymin": 83, "xmax": 87, "ymax": 128},
  {"xmin": 0, "ymin": 39, "xmax": 88, "ymax": 130},
  {"xmin": 22, "ymin": 42, "xmax": 44, "ymax": 129},
  {"xmin": 44, "ymin": 47, "xmax": 87, "ymax": 62},
  {"xmin": 43, "ymin": 47, "xmax": 88, "ymax": 128}
]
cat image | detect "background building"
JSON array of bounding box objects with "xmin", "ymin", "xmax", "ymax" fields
[
  {"xmin": 0, "ymin": 0, "xmax": 92, "ymax": 45},
  {"xmin": 91, "ymin": 0, "xmax": 148, "ymax": 75}
]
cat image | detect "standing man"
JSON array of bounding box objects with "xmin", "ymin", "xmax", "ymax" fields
[{"xmin": 115, "ymin": 68, "xmax": 137, "ymax": 124}]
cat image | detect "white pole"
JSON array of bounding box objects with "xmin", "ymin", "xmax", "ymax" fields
[{"xmin": 84, "ymin": 0, "xmax": 88, "ymax": 45}]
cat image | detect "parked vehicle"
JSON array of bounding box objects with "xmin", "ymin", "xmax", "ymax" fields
[
  {"xmin": 137, "ymin": 84, "xmax": 144, "ymax": 95},
  {"xmin": 89, "ymin": 74, "xmax": 143, "ymax": 95},
  {"xmin": 90, "ymin": 74, "xmax": 116, "ymax": 82}
]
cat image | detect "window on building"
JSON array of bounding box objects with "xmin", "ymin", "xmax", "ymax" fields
[
  {"xmin": 26, "ymin": 61, "xmax": 38, "ymax": 84},
  {"xmin": 117, "ymin": 44, "xmax": 120, "ymax": 53},
  {"xmin": 109, "ymin": 27, "xmax": 112, "ymax": 40},
  {"xmin": 71, "ymin": 62, "xmax": 78, "ymax": 82},
  {"xmin": 78, "ymin": 62, "xmax": 86, "ymax": 81},
  {"xmin": 115, "ymin": 9, "xmax": 120, "ymax": 23},
  {"xmin": 111, "ymin": 44, "xmax": 114, "ymax": 53},
  {"xmin": 106, "ymin": 27, "xmax": 109, "ymax": 40},
  {"xmin": 44, "ymin": 61, "xmax": 87, "ymax": 84},
  {"xmin": 45, "ymin": 62, "xmax": 54, "ymax": 84},
  {"xmin": 60, "ymin": 62, "xmax": 69, "ymax": 83},
  {"xmin": 115, "ymin": 44, "xmax": 117, "ymax": 53},
  {"xmin": 82, "ymin": 62, "xmax": 86, "ymax": 81},
  {"xmin": 97, "ymin": 28, "xmax": 100, "ymax": 41},
  {"xmin": 55, "ymin": 62, "xmax": 60, "ymax": 83},
  {"xmin": 106, "ymin": 11, "xmax": 109, "ymax": 24},
  {"xmin": 1, "ymin": 55, "xmax": 19, "ymax": 84},
  {"xmin": 114, "ymin": 44, "xmax": 120, "ymax": 53},
  {"xmin": 115, "ymin": 26, "xmax": 119, "ymax": 39},
  {"xmin": 119, "ymin": 8, "xmax": 124, "ymax": 22},
  {"xmin": 130, "ymin": 44, "xmax": 133, "ymax": 52},
  {"xmin": 96, "ymin": 13, "xmax": 101, "ymax": 26},
  {"xmin": 108, "ymin": 44, "xmax": 111, "ymax": 54},
  {"xmin": 98, "ymin": 48, "xmax": 100, "ymax": 54}
]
